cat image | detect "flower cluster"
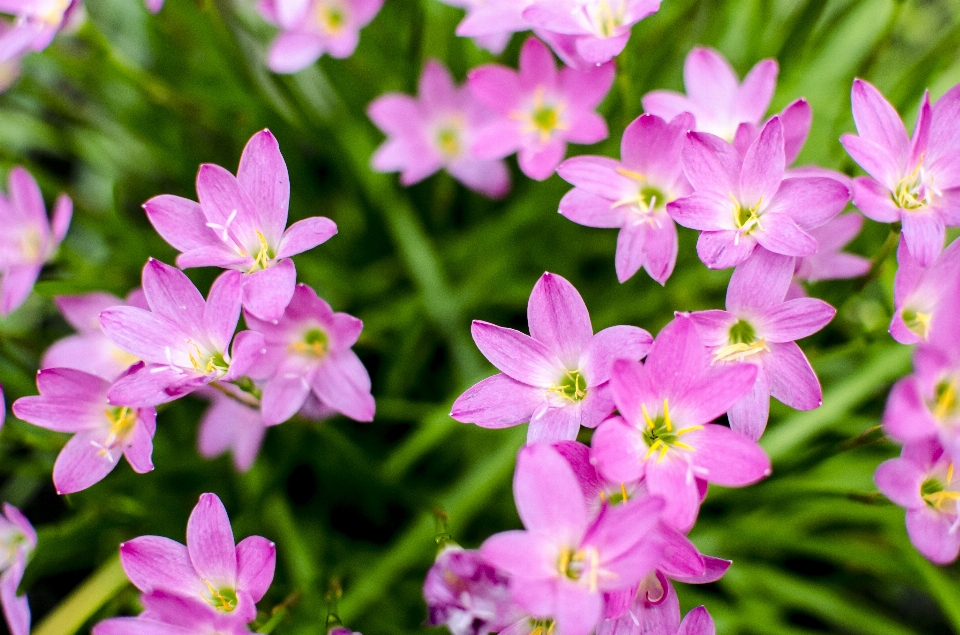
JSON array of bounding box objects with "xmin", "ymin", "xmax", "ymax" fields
[{"xmin": 14, "ymin": 129, "xmax": 375, "ymax": 497}]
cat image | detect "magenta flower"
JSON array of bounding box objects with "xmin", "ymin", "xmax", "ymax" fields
[
  {"xmin": 668, "ymin": 117, "xmax": 851, "ymax": 269},
  {"xmin": 791, "ymin": 213, "xmax": 869, "ymax": 290},
  {"xmin": 144, "ymin": 0, "xmax": 163, "ymax": 12},
  {"xmin": 197, "ymin": 388, "xmax": 265, "ymax": 473},
  {"xmin": 876, "ymin": 439, "xmax": 960, "ymax": 564},
  {"xmin": 42, "ymin": 290, "xmax": 146, "ymax": 380},
  {"xmin": 557, "ymin": 112, "xmax": 693, "ymax": 284},
  {"xmin": 144, "ymin": 129, "xmax": 337, "ymax": 321},
  {"xmin": 0, "ymin": 504, "xmax": 34, "ymax": 635},
  {"xmin": 480, "ymin": 444, "xmax": 668, "ymax": 635},
  {"xmin": 0, "ymin": 166, "xmax": 72, "ymax": 316},
  {"xmin": 598, "ymin": 573, "xmax": 722, "ymax": 635},
  {"xmin": 99, "ymin": 260, "xmax": 265, "ymax": 407},
  {"xmin": 522, "ymin": 0, "xmax": 661, "ymax": 69},
  {"xmin": 245, "ymin": 283, "xmax": 374, "ymax": 425},
  {"xmin": 424, "ymin": 546, "xmax": 521, "ymax": 635},
  {"xmin": 13, "ymin": 368, "xmax": 156, "ymax": 494},
  {"xmin": 890, "ymin": 237, "xmax": 960, "ymax": 344},
  {"xmin": 688, "ymin": 248, "xmax": 835, "ymax": 440},
  {"xmin": 591, "ymin": 315, "xmax": 771, "ymax": 531},
  {"xmin": 114, "ymin": 493, "xmax": 276, "ymax": 626},
  {"xmin": 259, "ymin": 0, "xmax": 383, "ymax": 73},
  {"xmin": 841, "ymin": 79, "xmax": 960, "ymax": 267},
  {"xmin": 451, "ymin": 272, "xmax": 652, "ymax": 443},
  {"xmin": 369, "ymin": 60, "xmax": 511, "ymax": 198},
  {"xmin": 468, "ymin": 37, "xmax": 614, "ymax": 181},
  {"xmin": 0, "ymin": 0, "xmax": 78, "ymax": 61},
  {"xmin": 94, "ymin": 590, "xmax": 255, "ymax": 635},
  {"xmin": 440, "ymin": 0, "xmax": 531, "ymax": 54},
  {"xmin": 643, "ymin": 48, "xmax": 778, "ymax": 142}
]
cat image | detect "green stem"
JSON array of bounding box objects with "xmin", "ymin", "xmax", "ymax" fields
[
  {"xmin": 855, "ymin": 222, "xmax": 901, "ymax": 291},
  {"xmin": 33, "ymin": 555, "xmax": 129, "ymax": 635},
  {"xmin": 257, "ymin": 607, "xmax": 290, "ymax": 635}
]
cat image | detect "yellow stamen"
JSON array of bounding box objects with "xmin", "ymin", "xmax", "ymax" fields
[{"xmin": 712, "ymin": 338, "xmax": 770, "ymax": 363}]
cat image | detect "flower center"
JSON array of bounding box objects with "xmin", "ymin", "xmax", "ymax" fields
[
  {"xmin": 731, "ymin": 193, "xmax": 763, "ymax": 243},
  {"xmin": 557, "ymin": 545, "xmax": 601, "ymax": 591},
  {"xmin": 317, "ymin": 3, "xmax": 346, "ymax": 34},
  {"xmin": 901, "ymin": 308, "xmax": 932, "ymax": 340},
  {"xmin": 548, "ymin": 369, "xmax": 587, "ymax": 402},
  {"xmin": 514, "ymin": 88, "xmax": 568, "ymax": 144},
  {"xmin": 435, "ymin": 126, "xmax": 461, "ymax": 159},
  {"xmin": 931, "ymin": 379, "xmax": 960, "ymax": 421},
  {"xmin": 612, "ymin": 168, "xmax": 669, "ymax": 225},
  {"xmin": 712, "ymin": 319, "xmax": 769, "ymax": 363},
  {"xmin": 893, "ymin": 160, "xmax": 939, "ymax": 210},
  {"xmin": 586, "ymin": 0, "xmax": 625, "ymax": 37},
  {"xmin": 527, "ymin": 620, "xmax": 556, "ymax": 635},
  {"xmin": 187, "ymin": 342, "xmax": 229, "ymax": 376},
  {"xmin": 921, "ymin": 463, "xmax": 960, "ymax": 511},
  {"xmin": 641, "ymin": 399, "xmax": 701, "ymax": 461},
  {"xmin": 599, "ymin": 482, "xmax": 631, "ymax": 505},
  {"xmin": 92, "ymin": 407, "xmax": 138, "ymax": 463},
  {"xmin": 0, "ymin": 531, "xmax": 25, "ymax": 572},
  {"xmin": 289, "ymin": 328, "xmax": 328, "ymax": 357},
  {"xmin": 202, "ymin": 581, "xmax": 239, "ymax": 612},
  {"xmin": 248, "ymin": 230, "xmax": 275, "ymax": 273}
]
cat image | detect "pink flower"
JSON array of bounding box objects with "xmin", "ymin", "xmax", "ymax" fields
[
  {"xmin": 245, "ymin": 283, "xmax": 374, "ymax": 425},
  {"xmin": 841, "ymin": 79, "xmax": 960, "ymax": 267},
  {"xmin": 424, "ymin": 546, "xmax": 521, "ymax": 635},
  {"xmin": 668, "ymin": 117, "xmax": 850, "ymax": 269},
  {"xmin": 642, "ymin": 47, "xmax": 780, "ymax": 144},
  {"xmin": 440, "ymin": 0, "xmax": 531, "ymax": 54},
  {"xmin": 0, "ymin": 166, "xmax": 72, "ymax": 316},
  {"xmin": 369, "ymin": 60, "xmax": 511, "ymax": 198},
  {"xmin": 0, "ymin": 0, "xmax": 78, "ymax": 61},
  {"xmin": 790, "ymin": 213, "xmax": 869, "ymax": 292},
  {"xmin": 468, "ymin": 37, "xmax": 614, "ymax": 181},
  {"xmin": 144, "ymin": 129, "xmax": 337, "ymax": 321},
  {"xmin": 0, "ymin": 504, "xmax": 35, "ymax": 635},
  {"xmin": 598, "ymin": 577, "xmax": 721, "ymax": 635},
  {"xmin": 558, "ymin": 113, "xmax": 693, "ymax": 284},
  {"xmin": 144, "ymin": 0, "xmax": 164, "ymax": 12},
  {"xmin": 480, "ymin": 444, "xmax": 668, "ymax": 635},
  {"xmin": 876, "ymin": 439, "xmax": 960, "ymax": 564},
  {"xmin": 108, "ymin": 493, "xmax": 276, "ymax": 627},
  {"xmin": 259, "ymin": 0, "xmax": 383, "ymax": 73},
  {"xmin": 42, "ymin": 290, "xmax": 146, "ymax": 380},
  {"xmin": 99, "ymin": 260, "xmax": 266, "ymax": 407},
  {"xmin": 523, "ymin": 0, "xmax": 661, "ymax": 69},
  {"xmin": 890, "ymin": 237, "xmax": 960, "ymax": 344},
  {"xmin": 591, "ymin": 315, "xmax": 771, "ymax": 531},
  {"xmin": 687, "ymin": 248, "xmax": 835, "ymax": 440},
  {"xmin": 451, "ymin": 272, "xmax": 652, "ymax": 443},
  {"xmin": 13, "ymin": 368, "xmax": 157, "ymax": 494},
  {"xmin": 197, "ymin": 388, "xmax": 266, "ymax": 473}
]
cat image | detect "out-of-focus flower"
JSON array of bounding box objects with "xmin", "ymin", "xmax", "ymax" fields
[
  {"xmin": 480, "ymin": 444, "xmax": 672, "ymax": 635},
  {"xmin": 100, "ymin": 260, "xmax": 265, "ymax": 407},
  {"xmin": 451, "ymin": 272, "xmax": 652, "ymax": 443},
  {"xmin": 13, "ymin": 368, "xmax": 156, "ymax": 494},
  {"xmin": 144, "ymin": 129, "xmax": 337, "ymax": 321},
  {"xmin": 42, "ymin": 290, "xmax": 146, "ymax": 380},
  {"xmin": 890, "ymin": 237, "xmax": 960, "ymax": 344},
  {"xmin": 468, "ymin": 37, "xmax": 613, "ymax": 181},
  {"xmin": 369, "ymin": 60, "xmax": 511, "ymax": 198},
  {"xmin": 591, "ymin": 315, "xmax": 770, "ymax": 531},
  {"xmin": 0, "ymin": 0, "xmax": 79, "ymax": 62},
  {"xmin": 328, "ymin": 628, "xmax": 362, "ymax": 635},
  {"xmin": 424, "ymin": 546, "xmax": 520, "ymax": 635},
  {"xmin": 94, "ymin": 590, "xmax": 255, "ymax": 635},
  {"xmin": 259, "ymin": 0, "xmax": 383, "ymax": 73},
  {"xmin": 0, "ymin": 166, "xmax": 72, "ymax": 316},
  {"xmin": 669, "ymin": 117, "xmax": 850, "ymax": 269},
  {"xmin": 439, "ymin": 0, "xmax": 530, "ymax": 54},
  {"xmin": 0, "ymin": 504, "xmax": 35, "ymax": 635},
  {"xmin": 112, "ymin": 493, "xmax": 276, "ymax": 627},
  {"xmin": 688, "ymin": 249, "xmax": 835, "ymax": 440},
  {"xmin": 522, "ymin": 0, "xmax": 661, "ymax": 69},
  {"xmin": 197, "ymin": 388, "xmax": 265, "ymax": 473},
  {"xmin": 558, "ymin": 112, "xmax": 692, "ymax": 284},
  {"xmin": 841, "ymin": 79, "xmax": 960, "ymax": 267},
  {"xmin": 144, "ymin": 0, "xmax": 164, "ymax": 12},
  {"xmin": 245, "ymin": 283, "xmax": 374, "ymax": 425},
  {"xmin": 642, "ymin": 48, "xmax": 779, "ymax": 143},
  {"xmin": 789, "ymin": 213, "xmax": 869, "ymax": 296},
  {"xmin": 876, "ymin": 439, "xmax": 960, "ymax": 564}
]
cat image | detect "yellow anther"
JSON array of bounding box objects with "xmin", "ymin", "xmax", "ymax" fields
[
  {"xmin": 934, "ymin": 381, "xmax": 958, "ymax": 420},
  {"xmin": 512, "ymin": 87, "xmax": 569, "ymax": 144},
  {"xmin": 712, "ymin": 338, "xmax": 770, "ymax": 363},
  {"xmin": 248, "ymin": 230, "xmax": 273, "ymax": 273},
  {"xmin": 317, "ymin": 4, "xmax": 345, "ymax": 34},
  {"xmin": 662, "ymin": 398, "xmax": 672, "ymax": 432},
  {"xmin": 620, "ymin": 482, "xmax": 628, "ymax": 502}
]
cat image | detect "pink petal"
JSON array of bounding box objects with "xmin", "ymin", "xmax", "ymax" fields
[
  {"xmin": 120, "ymin": 536, "xmax": 204, "ymax": 595},
  {"xmin": 98, "ymin": 307, "xmax": 191, "ymax": 366},
  {"xmin": 471, "ymin": 320, "xmax": 562, "ymax": 387},
  {"xmin": 223, "ymin": 330, "xmax": 267, "ymax": 381},
  {"xmin": 684, "ymin": 48, "xmax": 739, "ymax": 117},
  {"xmin": 237, "ymin": 129, "xmax": 290, "ymax": 244},
  {"xmin": 0, "ymin": 554, "xmax": 28, "ymax": 635},
  {"xmin": 726, "ymin": 247, "xmax": 794, "ymax": 312},
  {"xmin": 367, "ymin": 93, "xmax": 422, "ymax": 135},
  {"xmin": 518, "ymin": 138, "xmax": 567, "ymax": 181},
  {"xmin": 555, "ymin": 583, "xmax": 603, "ymax": 635},
  {"xmin": 766, "ymin": 342, "xmax": 822, "ymax": 411},
  {"xmin": 236, "ymin": 535, "xmax": 275, "ymax": 602},
  {"xmin": 242, "ymin": 259, "xmax": 296, "ymax": 322},
  {"xmin": 518, "ymin": 37, "xmax": 558, "ymax": 92},
  {"xmin": 556, "ymin": 156, "xmax": 634, "ymax": 198},
  {"xmin": 446, "ymin": 156, "xmax": 511, "ymax": 199},
  {"xmin": 52, "ymin": 429, "xmax": 120, "ymax": 494},
  {"xmin": 630, "ymin": 218, "xmax": 678, "ymax": 285},
  {"xmin": 759, "ymin": 297, "xmax": 835, "ymax": 342},
  {"xmin": 645, "ymin": 315, "xmax": 709, "ymax": 399},
  {"xmin": 418, "ymin": 59, "xmax": 458, "ymax": 111},
  {"xmin": 528, "ymin": 272, "xmax": 593, "ymax": 369},
  {"xmin": 687, "ymin": 424, "xmax": 771, "ymax": 486},
  {"xmin": 642, "ymin": 90, "xmax": 696, "ymax": 123},
  {"xmin": 514, "ymin": 444, "xmax": 588, "ymax": 540},
  {"xmin": 8, "ymin": 166, "xmax": 45, "ymax": 225},
  {"xmin": 559, "ymin": 189, "xmax": 623, "ymax": 228},
  {"xmin": 0, "ymin": 265, "xmax": 40, "ymax": 316},
  {"xmin": 276, "ymin": 216, "xmax": 337, "ymax": 259},
  {"xmin": 851, "ymin": 78, "xmax": 909, "ymax": 165},
  {"xmin": 579, "ymin": 325, "xmax": 653, "ymax": 386},
  {"xmin": 840, "ymin": 134, "xmax": 901, "ymax": 190},
  {"xmin": 779, "ymin": 98, "xmax": 812, "ymax": 165},
  {"xmin": 471, "ymin": 118, "xmax": 522, "ymax": 160},
  {"xmin": 906, "ymin": 507, "xmax": 960, "ymax": 565},
  {"xmin": 874, "ymin": 457, "xmax": 925, "ymax": 509},
  {"xmin": 309, "ymin": 349, "xmax": 375, "ymax": 422},
  {"xmin": 765, "ymin": 177, "xmax": 850, "ymax": 230},
  {"xmin": 187, "ymin": 493, "xmax": 238, "ymax": 586},
  {"xmin": 645, "ymin": 457, "xmax": 700, "ymax": 533},
  {"xmin": 480, "ymin": 530, "xmax": 556, "ymax": 582},
  {"xmin": 267, "ymin": 32, "xmax": 324, "ymax": 74},
  {"xmin": 55, "ymin": 292, "xmax": 125, "ymax": 332},
  {"xmin": 678, "ymin": 606, "xmax": 716, "ymax": 635},
  {"xmin": 696, "ymin": 229, "xmax": 758, "ymax": 269},
  {"xmin": 195, "ymin": 164, "xmax": 260, "ymax": 247},
  {"xmin": 450, "ymin": 373, "xmax": 543, "ymax": 429},
  {"xmin": 734, "ymin": 59, "xmax": 778, "ymax": 124},
  {"xmin": 204, "ymin": 269, "xmax": 243, "ymax": 353},
  {"xmin": 51, "ymin": 193, "xmax": 72, "ymax": 245},
  {"xmin": 754, "ymin": 213, "xmax": 817, "ymax": 257},
  {"xmin": 739, "ymin": 117, "xmax": 784, "ymax": 206},
  {"xmin": 725, "ymin": 363, "xmax": 770, "ymax": 441},
  {"xmin": 850, "ymin": 175, "xmax": 901, "ymax": 222},
  {"xmin": 674, "ymin": 363, "xmax": 758, "ymax": 425},
  {"xmin": 261, "ymin": 362, "xmax": 312, "ymax": 426},
  {"xmin": 467, "ymin": 65, "xmax": 522, "ymax": 113},
  {"xmin": 901, "ymin": 210, "xmax": 945, "ymax": 268},
  {"xmin": 527, "ymin": 404, "xmax": 582, "ymax": 443},
  {"xmin": 143, "ymin": 195, "xmax": 217, "ymax": 253},
  {"xmin": 591, "ymin": 416, "xmax": 644, "ymax": 483},
  {"xmin": 680, "ymin": 132, "xmax": 740, "ymax": 195},
  {"xmin": 561, "ymin": 61, "xmax": 615, "ymax": 109},
  {"xmin": 667, "ymin": 192, "xmax": 735, "ymax": 231},
  {"xmin": 141, "ymin": 259, "xmax": 206, "ymax": 334}
]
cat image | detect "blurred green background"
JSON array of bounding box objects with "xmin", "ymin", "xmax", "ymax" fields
[{"xmin": 1, "ymin": 0, "xmax": 959, "ymax": 633}]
